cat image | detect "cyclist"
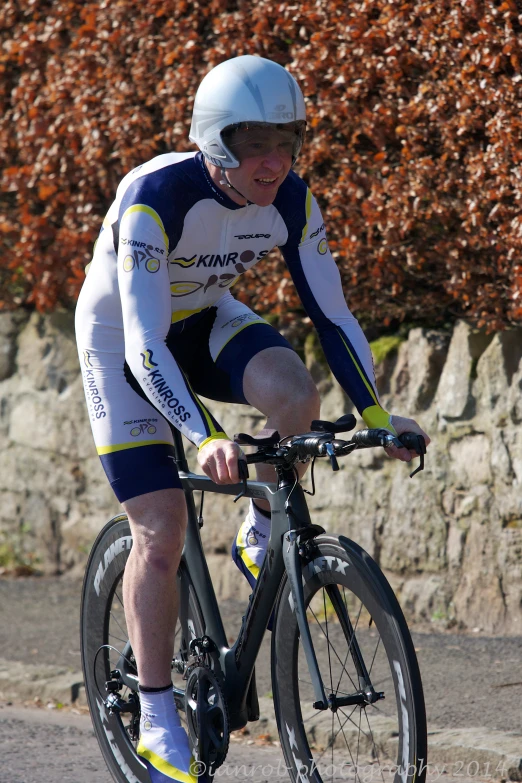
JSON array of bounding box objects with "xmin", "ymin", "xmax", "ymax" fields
[{"xmin": 75, "ymin": 54, "xmax": 430, "ymax": 783}]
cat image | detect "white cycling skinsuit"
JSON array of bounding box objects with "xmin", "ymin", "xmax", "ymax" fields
[{"xmin": 75, "ymin": 150, "xmax": 390, "ymax": 503}]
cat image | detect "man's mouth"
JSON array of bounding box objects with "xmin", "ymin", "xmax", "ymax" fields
[{"xmin": 255, "ymin": 177, "xmax": 278, "ymax": 188}]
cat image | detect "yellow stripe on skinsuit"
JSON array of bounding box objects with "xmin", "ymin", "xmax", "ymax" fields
[
  {"xmin": 214, "ymin": 320, "xmax": 266, "ymax": 361},
  {"xmin": 198, "ymin": 433, "xmax": 230, "ymax": 451},
  {"xmin": 300, "ymin": 187, "xmax": 313, "ymax": 243},
  {"xmin": 336, "ymin": 330, "xmax": 380, "ymax": 407},
  {"xmin": 335, "ymin": 331, "xmax": 395, "ymax": 432},
  {"xmin": 183, "ymin": 374, "xmax": 227, "ymax": 442},
  {"xmin": 171, "ymin": 307, "xmax": 208, "ymax": 324},
  {"xmin": 137, "ymin": 745, "xmax": 197, "ymax": 783},
  {"xmin": 97, "ymin": 440, "xmax": 171, "ymax": 455},
  {"xmin": 235, "ymin": 529, "xmax": 261, "ymax": 581},
  {"xmin": 121, "ymin": 204, "xmax": 169, "ymax": 251}
]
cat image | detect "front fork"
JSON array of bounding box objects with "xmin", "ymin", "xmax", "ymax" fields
[{"xmin": 282, "ymin": 522, "xmax": 383, "ymax": 711}]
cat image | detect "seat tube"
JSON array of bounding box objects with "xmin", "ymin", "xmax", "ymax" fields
[
  {"xmin": 171, "ymin": 426, "xmax": 189, "ymax": 472},
  {"xmin": 172, "ymin": 425, "xmax": 229, "ymax": 652}
]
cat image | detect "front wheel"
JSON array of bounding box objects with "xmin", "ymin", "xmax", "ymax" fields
[
  {"xmin": 80, "ymin": 515, "xmax": 204, "ymax": 783},
  {"xmin": 272, "ymin": 534, "xmax": 427, "ymax": 783}
]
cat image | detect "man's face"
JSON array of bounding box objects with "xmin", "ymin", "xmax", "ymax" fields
[{"xmin": 223, "ymin": 126, "xmax": 297, "ymax": 206}]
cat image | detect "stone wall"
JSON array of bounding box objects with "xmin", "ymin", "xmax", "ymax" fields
[{"xmin": 1, "ymin": 310, "xmax": 521, "ymax": 634}]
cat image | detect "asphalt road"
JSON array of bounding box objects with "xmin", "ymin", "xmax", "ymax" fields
[
  {"xmin": 1, "ymin": 704, "xmax": 509, "ymax": 783},
  {"xmin": 2, "ymin": 577, "xmax": 522, "ymax": 732},
  {"xmin": 2, "ymin": 577, "xmax": 522, "ymax": 782}
]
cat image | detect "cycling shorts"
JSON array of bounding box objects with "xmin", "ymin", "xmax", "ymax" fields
[{"xmin": 77, "ymin": 296, "xmax": 293, "ymax": 503}]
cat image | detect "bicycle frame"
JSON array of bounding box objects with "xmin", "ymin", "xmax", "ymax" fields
[{"xmin": 171, "ymin": 427, "xmax": 321, "ymax": 731}]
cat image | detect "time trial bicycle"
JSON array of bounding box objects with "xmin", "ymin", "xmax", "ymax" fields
[{"xmin": 80, "ymin": 414, "xmax": 428, "ymax": 783}]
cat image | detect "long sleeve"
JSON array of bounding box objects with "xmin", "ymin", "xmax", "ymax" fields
[
  {"xmin": 279, "ymin": 187, "xmax": 393, "ymax": 431},
  {"xmin": 117, "ymin": 202, "xmax": 228, "ymax": 448}
]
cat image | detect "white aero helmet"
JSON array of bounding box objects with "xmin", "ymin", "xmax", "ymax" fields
[{"xmin": 189, "ymin": 55, "xmax": 306, "ymax": 169}]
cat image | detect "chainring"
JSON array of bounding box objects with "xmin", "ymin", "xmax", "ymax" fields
[{"xmin": 185, "ymin": 665, "xmax": 230, "ymax": 777}]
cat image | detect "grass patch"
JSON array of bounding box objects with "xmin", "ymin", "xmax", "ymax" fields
[
  {"xmin": 0, "ymin": 538, "xmax": 39, "ymax": 576},
  {"xmin": 369, "ymin": 335, "xmax": 404, "ymax": 364}
]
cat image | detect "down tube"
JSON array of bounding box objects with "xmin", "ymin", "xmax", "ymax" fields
[
  {"xmin": 178, "ymin": 472, "xmax": 278, "ymax": 659},
  {"xmin": 224, "ymin": 480, "xmax": 313, "ymax": 721}
]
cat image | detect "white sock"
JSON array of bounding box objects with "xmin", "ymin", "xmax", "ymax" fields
[
  {"xmin": 139, "ymin": 686, "xmax": 181, "ymax": 729},
  {"xmin": 137, "ymin": 686, "xmax": 195, "ymax": 780},
  {"xmin": 244, "ymin": 500, "xmax": 271, "ymax": 566}
]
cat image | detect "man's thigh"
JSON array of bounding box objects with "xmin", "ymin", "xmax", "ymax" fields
[
  {"xmin": 169, "ymin": 294, "xmax": 296, "ymax": 404},
  {"xmin": 77, "ymin": 347, "xmax": 181, "ymax": 504}
]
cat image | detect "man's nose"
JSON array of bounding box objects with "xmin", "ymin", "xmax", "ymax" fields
[{"xmin": 261, "ymin": 147, "xmax": 285, "ymax": 170}]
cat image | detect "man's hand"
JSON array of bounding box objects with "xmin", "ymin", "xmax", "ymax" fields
[
  {"xmin": 385, "ymin": 415, "xmax": 431, "ymax": 463},
  {"xmin": 197, "ymin": 439, "xmax": 245, "ymax": 484}
]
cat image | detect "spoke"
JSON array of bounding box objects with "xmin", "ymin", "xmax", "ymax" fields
[
  {"xmin": 368, "ymin": 634, "xmax": 383, "ymax": 678},
  {"xmin": 308, "ymin": 606, "xmax": 358, "ymax": 692},
  {"xmin": 355, "ymin": 702, "xmax": 361, "ymax": 770},
  {"xmin": 335, "ymin": 710, "xmax": 361, "ymax": 783},
  {"xmin": 114, "ymin": 589, "xmax": 125, "ymax": 610},
  {"xmin": 108, "ymin": 633, "xmax": 129, "ymax": 645},
  {"xmin": 335, "ymin": 588, "xmax": 364, "ymax": 697},
  {"xmin": 364, "ymin": 708, "xmax": 385, "ymax": 783},
  {"xmin": 312, "ymin": 705, "xmax": 359, "ymax": 765},
  {"xmin": 368, "ymin": 700, "xmax": 393, "ymax": 718},
  {"xmin": 324, "ymin": 590, "xmax": 334, "ymax": 697},
  {"xmin": 291, "ymin": 578, "xmax": 408, "ymax": 783},
  {"xmin": 337, "ymin": 706, "xmax": 374, "ymax": 744},
  {"xmin": 109, "ymin": 610, "xmax": 128, "ymax": 640},
  {"xmin": 298, "ymin": 675, "xmax": 353, "ymax": 699}
]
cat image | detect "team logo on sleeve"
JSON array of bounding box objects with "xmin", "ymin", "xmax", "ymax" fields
[
  {"xmin": 141, "ymin": 349, "xmax": 158, "ymax": 370},
  {"xmin": 317, "ymin": 238, "xmax": 328, "ymax": 255},
  {"xmin": 123, "ymin": 249, "xmax": 161, "ymax": 273},
  {"xmin": 310, "ymin": 223, "xmax": 325, "ymax": 239}
]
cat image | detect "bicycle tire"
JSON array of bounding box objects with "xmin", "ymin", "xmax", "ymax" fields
[
  {"xmin": 80, "ymin": 514, "xmax": 204, "ymax": 783},
  {"xmin": 272, "ymin": 534, "xmax": 427, "ymax": 783}
]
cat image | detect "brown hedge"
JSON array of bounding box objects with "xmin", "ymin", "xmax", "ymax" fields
[{"xmin": 1, "ymin": 0, "xmax": 522, "ymax": 332}]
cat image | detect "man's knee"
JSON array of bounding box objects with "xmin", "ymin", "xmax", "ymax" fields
[
  {"xmin": 279, "ymin": 369, "xmax": 320, "ymax": 419},
  {"xmin": 244, "ymin": 347, "xmax": 320, "ymax": 421},
  {"xmin": 124, "ymin": 488, "xmax": 187, "ymax": 568}
]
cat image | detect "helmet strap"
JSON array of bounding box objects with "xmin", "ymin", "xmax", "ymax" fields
[{"xmin": 219, "ymin": 167, "xmax": 251, "ymax": 205}]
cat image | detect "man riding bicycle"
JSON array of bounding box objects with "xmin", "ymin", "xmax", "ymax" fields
[{"xmin": 75, "ymin": 55, "xmax": 430, "ymax": 783}]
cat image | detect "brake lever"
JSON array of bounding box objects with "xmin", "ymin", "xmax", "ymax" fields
[
  {"xmin": 324, "ymin": 442, "xmax": 339, "ymax": 472},
  {"xmin": 398, "ymin": 433, "xmax": 427, "ymax": 478},
  {"xmin": 233, "ymin": 459, "xmax": 249, "ymax": 502}
]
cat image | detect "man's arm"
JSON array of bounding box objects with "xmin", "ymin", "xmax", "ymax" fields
[
  {"xmin": 117, "ymin": 202, "xmax": 229, "ymax": 450},
  {"xmin": 280, "ymin": 189, "xmax": 392, "ymax": 428},
  {"xmin": 279, "ymin": 186, "xmax": 430, "ymax": 459}
]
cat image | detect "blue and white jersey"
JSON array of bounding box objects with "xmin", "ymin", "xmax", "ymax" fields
[{"xmin": 76, "ymin": 151, "xmax": 388, "ymax": 448}]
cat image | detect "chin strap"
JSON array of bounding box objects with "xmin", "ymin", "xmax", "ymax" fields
[{"xmin": 219, "ymin": 167, "xmax": 251, "ymax": 205}]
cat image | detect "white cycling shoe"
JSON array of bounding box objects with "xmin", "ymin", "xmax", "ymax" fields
[{"xmin": 137, "ymin": 689, "xmax": 197, "ymax": 783}]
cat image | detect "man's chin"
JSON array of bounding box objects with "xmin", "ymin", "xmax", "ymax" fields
[{"xmin": 248, "ymin": 188, "xmax": 279, "ymax": 207}]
